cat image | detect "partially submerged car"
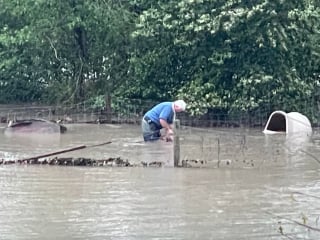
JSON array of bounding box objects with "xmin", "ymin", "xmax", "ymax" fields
[{"xmin": 5, "ymin": 118, "xmax": 67, "ymax": 134}]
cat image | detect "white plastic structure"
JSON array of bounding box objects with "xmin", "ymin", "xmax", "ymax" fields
[{"xmin": 263, "ymin": 111, "xmax": 312, "ymax": 135}]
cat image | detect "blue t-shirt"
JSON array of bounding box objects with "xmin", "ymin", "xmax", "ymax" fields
[{"xmin": 145, "ymin": 102, "xmax": 174, "ymax": 128}]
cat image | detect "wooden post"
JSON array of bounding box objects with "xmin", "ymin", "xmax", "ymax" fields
[{"xmin": 173, "ymin": 119, "xmax": 180, "ymax": 167}]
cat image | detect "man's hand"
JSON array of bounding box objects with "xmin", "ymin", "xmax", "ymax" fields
[
  {"xmin": 160, "ymin": 128, "xmax": 174, "ymax": 142},
  {"xmin": 166, "ymin": 128, "xmax": 173, "ymax": 135},
  {"xmin": 165, "ymin": 128, "xmax": 174, "ymax": 142},
  {"xmin": 159, "ymin": 119, "xmax": 174, "ymax": 142}
]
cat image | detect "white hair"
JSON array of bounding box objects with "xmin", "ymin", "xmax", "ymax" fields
[{"xmin": 174, "ymin": 100, "xmax": 186, "ymax": 111}]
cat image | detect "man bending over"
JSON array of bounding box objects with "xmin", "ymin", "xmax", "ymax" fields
[{"xmin": 141, "ymin": 100, "xmax": 187, "ymax": 142}]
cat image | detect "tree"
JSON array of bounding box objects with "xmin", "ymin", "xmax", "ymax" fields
[
  {"xmin": 130, "ymin": 0, "xmax": 320, "ymax": 117},
  {"xmin": 0, "ymin": 0, "xmax": 136, "ymax": 111}
]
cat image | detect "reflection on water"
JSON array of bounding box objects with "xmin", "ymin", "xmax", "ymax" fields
[
  {"xmin": 1, "ymin": 131, "xmax": 61, "ymax": 160},
  {"xmin": 0, "ymin": 124, "xmax": 320, "ymax": 240}
]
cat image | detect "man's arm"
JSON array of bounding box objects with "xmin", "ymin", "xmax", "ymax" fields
[
  {"xmin": 159, "ymin": 118, "xmax": 172, "ymax": 131},
  {"xmin": 159, "ymin": 118, "xmax": 174, "ymax": 141}
]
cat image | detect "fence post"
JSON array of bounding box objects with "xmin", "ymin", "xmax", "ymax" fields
[{"xmin": 174, "ymin": 119, "xmax": 180, "ymax": 167}]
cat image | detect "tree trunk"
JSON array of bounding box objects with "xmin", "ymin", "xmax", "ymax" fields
[
  {"xmin": 74, "ymin": 26, "xmax": 87, "ymax": 103},
  {"xmin": 105, "ymin": 93, "xmax": 112, "ymax": 123}
]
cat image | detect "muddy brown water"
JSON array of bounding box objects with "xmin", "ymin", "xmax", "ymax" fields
[{"xmin": 0, "ymin": 123, "xmax": 320, "ymax": 240}]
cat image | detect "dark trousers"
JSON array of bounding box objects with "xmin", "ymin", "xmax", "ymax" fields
[{"xmin": 141, "ymin": 116, "xmax": 161, "ymax": 141}]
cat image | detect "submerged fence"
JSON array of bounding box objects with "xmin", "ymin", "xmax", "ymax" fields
[
  {"xmin": 1, "ymin": 101, "xmax": 320, "ymax": 169},
  {"xmin": 0, "ymin": 98, "xmax": 320, "ymax": 128}
]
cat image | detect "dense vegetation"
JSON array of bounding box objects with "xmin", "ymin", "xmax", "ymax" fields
[{"xmin": 1, "ymin": 0, "xmax": 319, "ymax": 120}]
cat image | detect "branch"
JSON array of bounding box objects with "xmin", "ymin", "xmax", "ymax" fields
[
  {"xmin": 265, "ymin": 210, "xmax": 320, "ymax": 233},
  {"xmin": 291, "ymin": 191, "xmax": 320, "ymax": 200},
  {"xmin": 46, "ymin": 36, "xmax": 60, "ymax": 61},
  {"xmin": 299, "ymin": 149, "xmax": 320, "ymax": 164}
]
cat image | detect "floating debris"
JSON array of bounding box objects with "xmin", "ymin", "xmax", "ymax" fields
[
  {"xmin": 0, "ymin": 157, "xmax": 228, "ymax": 168},
  {"xmin": 0, "ymin": 157, "xmax": 133, "ymax": 167},
  {"xmin": 141, "ymin": 161, "xmax": 164, "ymax": 167},
  {"xmin": 181, "ymin": 159, "xmax": 207, "ymax": 168}
]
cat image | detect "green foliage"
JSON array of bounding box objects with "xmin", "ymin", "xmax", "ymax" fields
[
  {"xmin": 0, "ymin": 0, "xmax": 135, "ymax": 104},
  {"xmin": 0, "ymin": 0, "xmax": 319, "ymax": 122},
  {"xmin": 131, "ymin": 0, "xmax": 320, "ymax": 118},
  {"xmin": 86, "ymin": 95, "xmax": 105, "ymax": 111}
]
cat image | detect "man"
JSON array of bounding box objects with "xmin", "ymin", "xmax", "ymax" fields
[{"xmin": 142, "ymin": 100, "xmax": 187, "ymax": 142}]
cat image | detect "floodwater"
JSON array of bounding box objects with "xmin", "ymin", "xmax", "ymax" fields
[{"xmin": 0, "ymin": 123, "xmax": 320, "ymax": 240}]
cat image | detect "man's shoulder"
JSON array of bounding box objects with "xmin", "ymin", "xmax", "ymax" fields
[
  {"xmin": 159, "ymin": 102, "xmax": 172, "ymax": 108},
  {"xmin": 153, "ymin": 102, "xmax": 171, "ymax": 110},
  {"xmin": 158, "ymin": 102, "xmax": 173, "ymax": 117}
]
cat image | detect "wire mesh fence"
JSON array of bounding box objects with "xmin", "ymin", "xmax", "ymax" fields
[
  {"xmin": 1, "ymin": 101, "xmax": 320, "ymax": 169},
  {"xmin": 177, "ymin": 126, "xmax": 320, "ymax": 168},
  {"xmin": 0, "ymin": 98, "xmax": 320, "ymax": 129}
]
